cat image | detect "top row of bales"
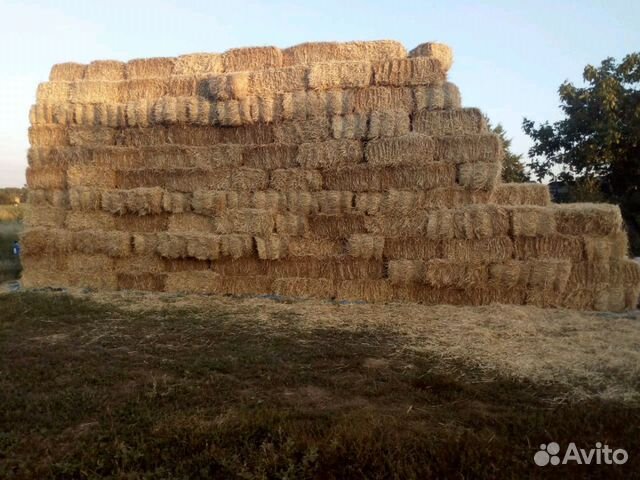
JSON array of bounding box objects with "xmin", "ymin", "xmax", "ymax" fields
[{"xmin": 49, "ymin": 41, "xmax": 453, "ymax": 81}]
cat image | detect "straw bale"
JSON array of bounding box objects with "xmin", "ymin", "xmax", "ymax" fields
[
  {"xmin": 251, "ymin": 191, "xmax": 287, "ymax": 212},
  {"xmin": 413, "ymin": 82, "xmax": 461, "ymax": 110},
  {"xmin": 374, "ymin": 189, "xmax": 488, "ymax": 215},
  {"xmin": 243, "ymin": 144, "xmax": 298, "ymax": 169},
  {"xmin": 509, "ymin": 206, "xmax": 556, "ymax": 237},
  {"xmin": 85, "ymin": 60, "xmax": 125, "ymax": 80},
  {"xmin": 165, "ymin": 271, "xmax": 221, "ymax": 294},
  {"xmin": 117, "ymin": 168, "xmax": 231, "ymax": 192},
  {"xmin": 21, "ymin": 253, "xmax": 69, "ymax": 273},
  {"xmin": 442, "ymin": 237, "xmax": 514, "ymax": 262},
  {"xmin": 125, "ymin": 99, "xmax": 151, "ymax": 127},
  {"xmin": 102, "ymin": 188, "xmax": 164, "ymax": 216},
  {"xmin": 65, "ymin": 211, "xmax": 115, "ymax": 231},
  {"xmin": 354, "ymin": 193, "xmax": 383, "ymax": 215},
  {"xmin": 174, "ymin": 53, "xmax": 224, "ymax": 75},
  {"xmin": 529, "ymin": 260, "xmax": 572, "ymax": 291},
  {"xmin": 114, "ymin": 214, "xmax": 168, "ymax": 232},
  {"xmin": 68, "ymin": 127, "xmax": 116, "ymax": 146},
  {"xmin": 70, "ymin": 80, "xmax": 121, "ymax": 104},
  {"xmin": 36, "ymin": 82, "xmax": 72, "ymax": 103},
  {"xmin": 272, "ymin": 118, "xmax": 331, "ymax": 143},
  {"xmin": 126, "ymin": 57, "xmax": 176, "ymax": 78},
  {"xmin": 424, "ymin": 260, "xmax": 488, "ymax": 288},
  {"xmin": 330, "ymin": 113, "xmax": 367, "ymax": 140},
  {"xmin": 28, "ymin": 125, "xmax": 70, "ymax": 146},
  {"xmin": 114, "ymin": 254, "xmax": 165, "ymax": 274},
  {"xmin": 554, "ymin": 203, "xmax": 623, "ymax": 236},
  {"xmin": 308, "ymin": 214, "xmax": 366, "ymax": 238},
  {"xmin": 231, "ymin": 168, "xmax": 269, "ymax": 190},
  {"xmin": 365, "ymin": 133, "xmax": 502, "ymax": 166},
  {"xmin": 50, "ymin": 62, "xmax": 86, "ymax": 81},
  {"xmin": 28, "ymin": 189, "xmax": 68, "ymax": 208},
  {"xmin": 117, "ymin": 273, "xmax": 166, "ymax": 292},
  {"xmin": 219, "ymin": 276, "xmax": 274, "ymax": 296},
  {"xmin": 255, "ymin": 235, "xmax": 288, "ymax": 260},
  {"xmin": 373, "ymin": 57, "xmax": 445, "ymax": 86},
  {"xmin": 488, "ymin": 261, "xmax": 532, "ymax": 289},
  {"xmin": 273, "ymin": 277, "xmax": 336, "ymax": 299},
  {"xmin": 513, "ymin": 234, "xmax": 584, "ymax": 262},
  {"xmin": 219, "ymin": 235, "xmax": 254, "ymax": 259},
  {"xmin": 287, "ymin": 238, "xmax": 343, "ymax": 257},
  {"xmin": 222, "ymin": 46, "xmax": 283, "ymax": 72},
  {"xmin": 335, "ymin": 110, "xmax": 411, "ymax": 140},
  {"xmin": 164, "ymin": 257, "xmax": 210, "ymax": 272},
  {"xmin": 67, "ymin": 253, "xmax": 114, "ymax": 272},
  {"xmin": 68, "ymin": 187, "xmax": 103, "ymax": 211},
  {"xmin": 185, "ymin": 235, "xmax": 220, "ymax": 261},
  {"xmin": 409, "ymin": 42, "xmax": 453, "ymax": 71},
  {"xmin": 365, "ymin": 214, "xmax": 430, "ymax": 237},
  {"xmin": 383, "ymin": 237, "xmax": 441, "ymax": 260},
  {"xmin": 168, "ymin": 213, "xmax": 216, "ymax": 233},
  {"xmin": 610, "ymin": 259, "xmax": 640, "ymax": 285},
  {"xmin": 63, "ymin": 271, "xmax": 118, "ymax": 290},
  {"xmin": 239, "ymin": 65, "xmax": 308, "ymax": 99},
  {"xmin": 323, "ymin": 164, "xmax": 455, "ymax": 192},
  {"xmin": 162, "ymin": 191, "xmax": 191, "ymax": 213},
  {"xmin": 336, "ymin": 279, "xmax": 394, "ymax": 303},
  {"xmin": 315, "ymin": 191, "xmax": 353, "ymax": 215},
  {"xmin": 283, "ymin": 40, "xmax": 407, "ymax": 65},
  {"xmin": 388, "ymin": 260, "xmax": 424, "ymax": 285},
  {"xmin": 67, "ymin": 165, "xmax": 116, "ymax": 188},
  {"xmin": 26, "ymin": 167, "xmax": 66, "ymax": 189},
  {"xmin": 413, "ymin": 108, "xmax": 488, "ymax": 136},
  {"xmin": 21, "ymin": 228, "xmax": 72, "ymax": 255},
  {"xmin": 23, "ymin": 206, "xmax": 66, "ymax": 228},
  {"xmin": 583, "ymin": 232, "xmax": 629, "ymax": 262},
  {"xmin": 567, "ymin": 262, "xmax": 611, "ymax": 287},
  {"xmin": 270, "ymin": 168, "xmax": 323, "ymax": 191},
  {"xmin": 347, "ymin": 234, "xmax": 384, "ymax": 260},
  {"xmin": 458, "ymin": 162, "xmax": 501, "ymax": 190},
  {"xmin": 157, "ymin": 233, "xmax": 187, "ymax": 259},
  {"xmin": 282, "ymin": 192, "xmax": 315, "ymax": 214},
  {"xmin": 29, "ymin": 104, "xmax": 51, "ymax": 125},
  {"xmin": 275, "ymin": 213, "xmax": 308, "ymax": 235},
  {"xmin": 491, "ymin": 183, "xmax": 551, "ymax": 206},
  {"xmin": 453, "ymin": 205, "xmax": 510, "ymax": 239},
  {"xmin": 296, "ymin": 140, "xmax": 363, "ymax": 169},
  {"xmin": 349, "ymin": 86, "xmax": 414, "ymax": 114},
  {"xmin": 308, "ymin": 61, "xmax": 372, "ymax": 90},
  {"xmin": 73, "ymin": 230, "xmax": 131, "ymax": 257},
  {"xmin": 132, "ymin": 234, "xmax": 159, "ymax": 256},
  {"xmin": 214, "ymin": 209, "xmax": 274, "ymax": 235}
]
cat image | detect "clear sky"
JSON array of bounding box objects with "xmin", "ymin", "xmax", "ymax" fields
[{"xmin": 1, "ymin": 0, "xmax": 638, "ymax": 187}]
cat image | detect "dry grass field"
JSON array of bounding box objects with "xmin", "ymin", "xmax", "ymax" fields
[{"xmin": 1, "ymin": 288, "xmax": 639, "ymax": 478}]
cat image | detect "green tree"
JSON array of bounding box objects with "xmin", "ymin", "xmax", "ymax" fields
[
  {"xmin": 492, "ymin": 123, "xmax": 529, "ymax": 183},
  {"xmin": 523, "ymin": 53, "xmax": 640, "ymax": 252}
]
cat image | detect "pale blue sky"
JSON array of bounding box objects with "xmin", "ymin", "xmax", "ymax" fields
[{"xmin": 1, "ymin": 0, "xmax": 638, "ymax": 186}]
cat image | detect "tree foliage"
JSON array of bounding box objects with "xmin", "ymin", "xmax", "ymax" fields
[{"xmin": 490, "ymin": 123, "xmax": 529, "ymax": 183}]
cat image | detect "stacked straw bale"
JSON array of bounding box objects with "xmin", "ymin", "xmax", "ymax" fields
[{"xmin": 23, "ymin": 40, "xmax": 640, "ymax": 311}]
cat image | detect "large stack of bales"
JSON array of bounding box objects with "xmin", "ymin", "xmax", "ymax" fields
[{"xmin": 23, "ymin": 40, "xmax": 640, "ymax": 311}]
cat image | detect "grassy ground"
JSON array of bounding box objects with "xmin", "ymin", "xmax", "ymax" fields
[
  {"xmin": 0, "ymin": 214, "xmax": 22, "ymax": 282},
  {"xmin": 1, "ymin": 290, "xmax": 639, "ymax": 479}
]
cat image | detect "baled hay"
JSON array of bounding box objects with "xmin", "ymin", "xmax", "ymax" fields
[
  {"xmin": 272, "ymin": 117, "xmax": 331, "ymax": 143},
  {"xmin": 255, "ymin": 235, "xmax": 288, "ymax": 260},
  {"xmin": 219, "ymin": 235, "xmax": 254, "ymax": 259},
  {"xmin": 68, "ymin": 127, "xmax": 117, "ymax": 147},
  {"xmin": 610, "ymin": 259, "xmax": 640, "ymax": 285},
  {"xmin": 222, "ymin": 46, "xmax": 283, "ymax": 72},
  {"xmin": 441, "ymin": 237, "xmax": 514, "ymax": 262},
  {"xmin": 21, "ymin": 268, "xmax": 68, "ymax": 289},
  {"xmin": 509, "ymin": 206, "xmax": 556, "ymax": 237},
  {"xmin": 323, "ymin": 164, "xmax": 455, "ymax": 192},
  {"xmin": 413, "ymin": 82, "xmax": 461, "ymax": 110},
  {"xmin": 554, "ymin": 203, "xmax": 623, "ymax": 236},
  {"xmin": 413, "ymin": 108, "xmax": 488, "ymax": 136},
  {"xmin": 283, "ymin": 40, "xmax": 407, "ymax": 65},
  {"xmin": 65, "ymin": 211, "xmax": 115, "ymax": 231},
  {"xmin": 372, "ymin": 57, "xmax": 445, "ymax": 86},
  {"xmin": 117, "ymin": 168, "xmax": 231, "ymax": 192},
  {"xmin": 488, "ymin": 261, "xmax": 533, "ymax": 289},
  {"xmin": 388, "ymin": 259, "xmax": 425, "ymax": 285},
  {"xmin": 63, "ymin": 271, "xmax": 118, "ymax": 290},
  {"xmin": 251, "ymin": 191, "xmax": 288, "ymax": 212},
  {"xmin": 68, "ymin": 188, "xmax": 102, "ymax": 211},
  {"xmin": 275, "ymin": 213, "xmax": 308, "ymax": 235},
  {"xmin": 409, "ymin": 42, "xmax": 453, "ymax": 71},
  {"xmin": 490, "ymin": 260, "xmax": 571, "ymax": 291},
  {"xmin": 223, "ymin": 66, "xmax": 308, "ymax": 99},
  {"xmin": 374, "ymin": 189, "xmax": 487, "ymax": 215},
  {"xmin": 85, "ymin": 60, "xmax": 125, "ymax": 80},
  {"xmin": 365, "ymin": 213, "xmax": 430, "ymax": 237},
  {"xmin": 347, "ymin": 234, "xmax": 384, "ymax": 260},
  {"xmin": 191, "ymin": 190, "xmax": 247, "ymax": 215},
  {"xmin": 49, "ymin": 62, "xmax": 86, "ymax": 81},
  {"xmin": 36, "ymin": 82, "xmax": 72, "ymax": 103},
  {"xmin": 117, "ymin": 273, "xmax": 166, "ymax": 292},
  {"xmin": 67, "ymin": 253, "xmax": 114, "ymax": 272},
  {"xmin": 28, "ymin": 189, "xmax": 68, "ymax": 208},
  {"xmin": 423, "ymin": 260, "xmax": 488, "ymax": 288},
  {"xmin": 114, "ymin": 254, "xmax": 165, "ymax": 274},
  {"xmin": 67, "ymin": 165, "xmax": 116, "ymax": 188},
  {"xmin": 354, "ymin": 192, "xmax": 383, "ymax": 215},
  {"xmin": 114, "ymin": 214, "xmax": 168, "ymax": 233},
  {"xmin": 307, "ymin": 61, "xmax": 372, "ymax": 90},
  {"xmin": 73, "ymin": 230, "xmax": 131, "ymax": 257},
  {"xmin": 21, "ymin": 253, "xmax": 69, "ymax": 273},
  {"xmin": 315, "ymin": 191, "xmax": 353, "ymax": 215},
  {"xmin": 214, "ymin": 209, "xmax": 274, "ymax": 235},
  {"xmin": 453, "ymin": 205, "xmax": 510, "ymax": 239},
  {"xmin": 364, "ymin": 133, "xmax": 501, "ymax": 166},
  {"xmin": 457, "ymin": 162, "xmax": 501, "ymax": 190},
  {"xmin": 165, "ymin": 271, "xmax": 221, "ymax": 294},
  {"xmin": 243, "ymin": 144, "xmax": 298, "ymax": 169},
  {"xmin": 156, "ymin": 233, "xmax": 189, "ymax": 260},
  {"xmin": 567, "ymin": 262, "xmax": 611, "ymax": 287},
  {"xmin": 186, "ymin": 235, "xmax": 220, "ymax": 261},
  {"xmin": 28, "ymin": 125, "xmax": 71, "ymax": 147},
  {"xmin": 296, "ymin": 140, "xmax": 363, "ymax": 169},
  {"xmin": 513, "ymin": 235, "xmax": 584, "ymax": 262},
  {"xmin": 336, "ymin": 279, "xmax": 394, "ymax": 303},
  {"xmin": 69, "ymin": 80, "xmax": 122, "ymax": 104},
  {"xmin": 126, "ymin": 57, "xmax": 176, "ymax": 78},
  {"xmin": 23, "ymin": 206, "xmax": 67, "ymax": 228},
  {"xmin": 583, "ymin": 232, "xmax": 629, "ymax": 262},
  {"xmin": 231, "ymin": 168, "xmax": 269, "ymax": 190},
  {"xmin": 26, "ymin": 167, "xmax": 66, "ymax": 189},
  {"xmin": 132, "ymin": 234, "xmax": 159, "ymax": 256},
  {"xmin": 283, "ymin": 192, "xmax": 318, "ymax": 214},
  {"xmin": 273, "ymin": 277, "xmax": 336, "ymax": 299},
  {"xmin": 308, "ymin": 214, "xmax": 366, "ymax": 238},
  {"xmin": 270, "ymin": 168, "xmax": 323, "ymax": 191},
  {"xmin": 383, "ymin": 237, "xmax": 441, "ymax": 260},
  {"xmin": 174, "ymin": 53, "xmax": 223, "ymax": 75},
  {"xmin": 349, "ymin": 86, "xmax": 414, "ymax": 114},
  {"xmin": 287, "ymin": 238, "xmax": 343, "ymax": 257},
  {"xmin": 218, "ymin": 276, "xmax": 274, "ymax": 296},
  {"xmin": 21, "ymin": 228, "xmax": 71, "ymax": 255},
  {"xmin": 210, "ymin": 257, "xmax": 383, "ymax": 280},
  {"xmin": 167, "ymin": 213, "xmax": 215, "ymax": 233},
  {"xmin": 102, "ymin": 188, "xmax": 164, "ymax": 216},
  {"xmin": 162, "ymin": 191, "xmax": 191, "ymax": 213},
  {"xmin": 332, "ymin": 110, "xmax": 410, "ymax": 140},
  {"xmin": 491, "ymin": 183, "xmax": 551, "ymax": 206}
]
